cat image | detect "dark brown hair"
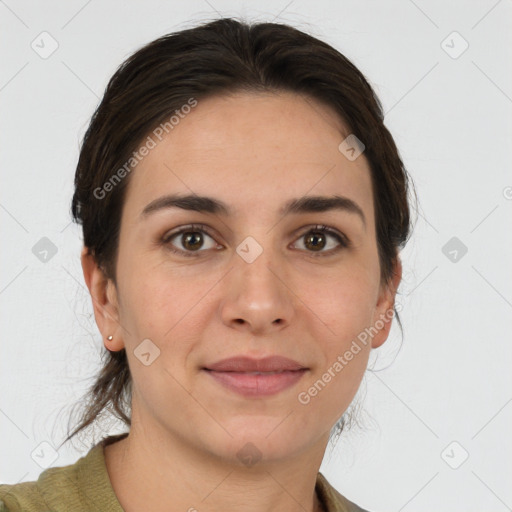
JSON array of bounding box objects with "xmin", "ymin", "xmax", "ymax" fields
[{"xmin": 63, "ymin": 17, "xmax": 416, "ymax": 449}]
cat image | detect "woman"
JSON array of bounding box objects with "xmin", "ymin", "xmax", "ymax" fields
[{"xmin": 0, "ymin": 17, "xmax": 414, "ymax": 512}]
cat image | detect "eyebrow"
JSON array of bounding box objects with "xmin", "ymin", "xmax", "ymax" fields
[{"xmin": 140, "ymin": 193, "xmax": 366, "ymax": 229}]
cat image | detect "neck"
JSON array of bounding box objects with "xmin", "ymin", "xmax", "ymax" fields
[{"xmin": 104, "ymin": 414, "xmax": 329, "ymax": 512}]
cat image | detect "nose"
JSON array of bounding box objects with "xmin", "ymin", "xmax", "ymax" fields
[{"xmin": 219, "ymin": 246, "xmax": 295, "ymax": 335}]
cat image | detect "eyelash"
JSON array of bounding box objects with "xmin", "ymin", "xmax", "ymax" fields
[{"xmin": 161, "ymin": 223, "xmax": 350, "ymax": 258}]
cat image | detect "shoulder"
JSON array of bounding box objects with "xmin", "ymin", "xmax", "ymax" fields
[
  {"xmin": 0, "ymin": 434, "xmax": 126, "ymax": 512},
  {"xmin": 316, "ymin": 472, "xmax": 374, "ymax": 512},
  {"xmin": 0, "ymin": 480, "xmax": 47, "ymax": 512},
  {"xmin": 0, "ymin": 459, "xmax": 87, "ymax": 512}
]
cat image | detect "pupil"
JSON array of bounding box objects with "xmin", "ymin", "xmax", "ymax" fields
[
  {"xmin": 306, "ymin": 232, "xmax": 325, "ymax": 251},
  {"xmin": 184, "ymin": 232, "xmax": 202, "ymax": 250}
]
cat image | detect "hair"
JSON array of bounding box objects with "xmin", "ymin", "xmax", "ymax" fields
[{"xmin": 63, "ymin": 17, "xmax": 416, "ymax": 449}]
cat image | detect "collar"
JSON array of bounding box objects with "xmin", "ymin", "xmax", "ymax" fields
[{"xmin": 37, "ymin": 433, "xmax": 365, "ymax": 512}]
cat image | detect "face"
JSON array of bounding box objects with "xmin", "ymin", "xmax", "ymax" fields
[{"xmin": 83, "ymin": 91, "xmax": 401, "ymax": 465}]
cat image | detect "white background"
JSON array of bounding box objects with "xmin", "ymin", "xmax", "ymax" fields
[{"xmin": 1, "ymin": 1, "xmax": 511, "ymax": 510}]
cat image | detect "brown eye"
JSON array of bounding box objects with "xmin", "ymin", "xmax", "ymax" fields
[
  {"xmin": 180, "ymin": 231, "xmax": 204, "ymax": 251},
  {"xmin": 294, "ymin": 225, "xmax": 348, "ymax": 256},
  {"xmin": 162, "ymin": 224, "xmax": 219, "ymax": 257},
  {"xmin": 304, "ymin": 232, "xmax": 327, "ymax": 251}
]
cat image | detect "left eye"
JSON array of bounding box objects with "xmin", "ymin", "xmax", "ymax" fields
[{"xmin": 292, "ymin": 225, "xmax": 348, "ymax": 255}]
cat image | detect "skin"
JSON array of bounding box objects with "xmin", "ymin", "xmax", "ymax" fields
[{"xmin": 81, "ymin": 91, "xmax": 401, "ymax": 512}]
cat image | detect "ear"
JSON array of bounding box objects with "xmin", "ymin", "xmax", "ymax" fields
[
  {"xmin": 80, "ymin": 246, "xmax": 125, "ymax": 351},
  {"xmin": 370, "ymin": 257, "xmax": 402, "ymax": 349}
]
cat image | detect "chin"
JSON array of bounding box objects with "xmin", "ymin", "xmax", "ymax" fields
[{"xmin": 210, "ymin": 421, "xmax": 314, "ymax": 463}]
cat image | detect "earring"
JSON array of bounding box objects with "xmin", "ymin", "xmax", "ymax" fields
[{"xmin": 107, "ymin": 335, "xmax": 113, "ymax": 341}]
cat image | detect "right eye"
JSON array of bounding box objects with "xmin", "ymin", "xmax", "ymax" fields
[{"xmin": 162, "ymin": 224, "xmax": 221, "ymax": 257}]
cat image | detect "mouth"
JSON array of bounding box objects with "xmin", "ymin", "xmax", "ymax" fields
[
  {"xmin": 203, "ymin": 355, "xmax": 307, "ymax": 373},
  {"xmin": 202, "ymin": 367, "xmax": 308, "ymax": 397}
]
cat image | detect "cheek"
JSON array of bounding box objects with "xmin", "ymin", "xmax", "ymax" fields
[
  {"xmin": 299, "ymin": 265, "xmax": 377, "ymax": 405},
  {"xmin": 117, "ymin": 258, "xmax": 203, "ymax": 332},
  {"xmin": 314, "ymin": 284, "xmax": 374, "ymax": 377},
  {"xmin": 297, "ymin": 296, "xmax": 372, "ymax": 429},
  {"xmin": 301, "ymin": 265, "xmax": 379, "ymax": 337}
]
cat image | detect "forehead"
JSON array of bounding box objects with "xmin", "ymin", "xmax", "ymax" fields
[{"xmin": 122, "ymin": 91, "xmax": 374, "ymax": 224}]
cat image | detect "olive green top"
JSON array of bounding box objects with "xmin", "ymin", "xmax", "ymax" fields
[{"xmin": 0, "ymin": 434, "xmax": 370, "ymax": 512}]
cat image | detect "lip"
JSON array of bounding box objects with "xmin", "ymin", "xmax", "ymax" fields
[
  {"xmin": 204, "ymin": 356, "xmax": 307, "ymax": 372},
  {"xmin": 202, "ymin": 356, "xmax": 308, "ymax": 398}
]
